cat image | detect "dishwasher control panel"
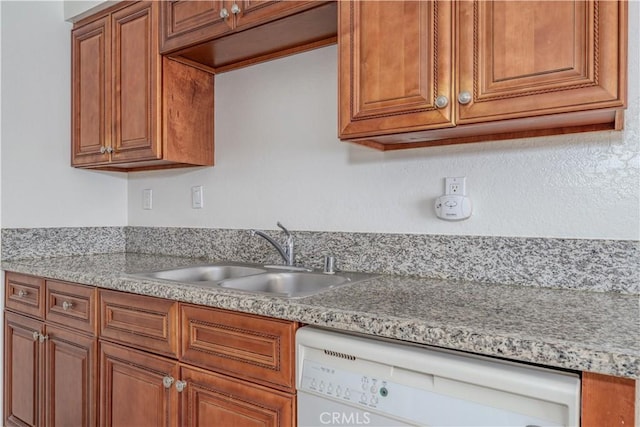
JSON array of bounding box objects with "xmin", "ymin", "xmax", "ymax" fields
[{"xmin": 299, "ymin": 360, "xmax": 397, "ymax": 410}]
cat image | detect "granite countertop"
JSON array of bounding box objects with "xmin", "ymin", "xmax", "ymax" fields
[{"xmin": 2, "ymin": 253, "xmax": 638, "ymax": 380}]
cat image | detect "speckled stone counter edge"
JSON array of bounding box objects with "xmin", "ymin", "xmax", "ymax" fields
[
  {"xmin": 2, "ymin": 226, "xmax": 638, "ymax": 294},
  {"xmin": 1, "ymin": 253, "xmax": 638, "ymax": 380}
]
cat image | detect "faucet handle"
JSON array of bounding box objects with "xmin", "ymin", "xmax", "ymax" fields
[{"xmin": 323, "ymin": 256, "xmax": 337, "ymax": 274}]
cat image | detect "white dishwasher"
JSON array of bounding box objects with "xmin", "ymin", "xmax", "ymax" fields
[{"xmin": 296, "ymin": 327, "xmax": 580, "ymax": 427}]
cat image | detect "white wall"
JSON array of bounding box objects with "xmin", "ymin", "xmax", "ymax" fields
[
  {"xmin": 128, "ymin": 2, "xmax": 640, "ymax": 240},
  {"xmin": 1, "ymin": 1, "xmax": 127, "ymax": 228},
  {"xmin": 63, "ymin": 0, "xmax": 116, "ymax": 23}
]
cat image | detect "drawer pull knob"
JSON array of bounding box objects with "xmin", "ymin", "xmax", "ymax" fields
[
  {"xmin": 162, "ymin": 376, "xmax": 175, "ymax": 389},
  {"xmin": 39, "ymin": 334, "xmax": 49, "ymax": 343},
  {"xmin": 230, "ymin": 3, "xmax": 241, "ymax": 14},
  {"xmin": 219, "ymin": 7, "xmax": 229, "ymax": 19},
  {"xmin": 33, "ymin": 331, "xmax": 40, "ymax": 341},
  {"xmin": 175, "ymin": 380, "xmax": 187, "ymax": 392},
  {"xmin": 62, "ymin": 301, "xmax": 74, "ymax": 311},
  {"xmin": 17, "ymin": 289, "xmax": 28, "ymax": 297}
]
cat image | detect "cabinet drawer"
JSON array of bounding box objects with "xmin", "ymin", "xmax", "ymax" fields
[
  {"xmin": 180, "ymin": 304, "xmax": 298, "ymax": 391},
  {"xmin": 5, "ymin": 272, "xmax": 45, "ymax": 319},
  {"xmin": 46, "ymin": 280, "xmax": 97, "ymax": 335},
  {"xmin": 100, "ymin": 290, "xmax": 179, "ymax": 358}
]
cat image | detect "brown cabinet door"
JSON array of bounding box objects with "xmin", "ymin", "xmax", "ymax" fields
[
  {"xmin": 44, "ymin": 325, "xmax": 97, "ymax": 427},
  {"xmin": 100, "ymin": 341, "xmax": 178, "ymax": 427},
  {"xmin": 160, "ymin": 0, "xmax": 232, "ymax": 53},
  {"xmin": 233, "ymin": 1, "xmax": 314, "ymax": 29},
  {"xmin": 179, "ymin": 365, "xmax": 295, "ymax": 427},
  {"xmin": 456, "ymin": 0, "xmax": 626, "ymax": 123},
  {"xmin": 71, "ymin": 16, "xmax": 111, "ymax": 167},
  {"xmin": 338, "ymin": 1, "xmax": 454, "ymax": 139},
  {"xmin": 111, "ymin": 1, "xmax": 162, "ymax": 163},
  {"xmin": 4, "ymin": 312, "xmax": 44, "ymax": 427}
]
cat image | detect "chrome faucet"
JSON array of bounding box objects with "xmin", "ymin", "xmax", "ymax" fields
[{"xmin": 250, "ymin": 222, "xmax": 295, "ymax": 266}]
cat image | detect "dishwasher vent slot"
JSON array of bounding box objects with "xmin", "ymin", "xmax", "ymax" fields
[{"xmin": 323, "ymin": 349, "xmax": 356, "ymax": 361}]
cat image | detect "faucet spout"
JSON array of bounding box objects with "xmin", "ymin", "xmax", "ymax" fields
[{"xmin": 250, "ymin": 223, "xmax": 295, "ymax": 266}]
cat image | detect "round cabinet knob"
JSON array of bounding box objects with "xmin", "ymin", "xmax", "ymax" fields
[
  {"xmin": 162, "ymin": 376, "xmax": 175, "ymax": 389},
  {"xmin": 219, "ymin": 7, "xmax": 229, "ymax": 19},
  {"xmin": 230, "ymin": 3, "xmax": 241, "ymax": 14},
  {"xmin": 62, "ymin": 301, "xmax": 74, "ymax": 311},
  {"xmin": 18, "ymin": 289, "xmax": 28, "ymax": 297},
  {"xmin": 175, "ymin": 380, "xmax": 187, "ymax": 392},
  {"xmin": 100, "ymin": 146, "xmax": 107, "ymax": 154},
  {"xmin": 457, "ymin": 91, "xmax": 472, "ymax": 105},
  {"xmin": 106, "ymin": 147, "xmax": 114, "ymax": 154},
  {"xmin": 434, "ymin": 95, "xmax": 449, "ymax": 109},
  {"xmin": 33, "ymin": 331, "xmax": 40, "ymax": 341}
]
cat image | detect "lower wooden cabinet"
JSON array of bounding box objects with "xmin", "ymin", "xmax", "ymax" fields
[
  {"xmin": 4, "ymin": 312, "xmax": 42, "ymax": 427},
  {"xmin": 180, "ymin": 365, "xmax": 295, "ymax": 427},
  {"xmin": 4, "ymin": 312, "xmax": 97, "ymax": 427},
  {"xmin": 100, "ymin": 341, "xmax": 295, "ymax": 427},
  {"xmin": 3, "ymin": 272, "xmax": 638, "ymax": 426},
  {"xmin": 100, "ymin": 341, "xmax": 178, "ymax": 427}
]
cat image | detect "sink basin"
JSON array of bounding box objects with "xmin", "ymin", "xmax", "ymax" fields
[
  {"xmin": 134, "ymin": 264, "xmax": 266, "ymax": 282},
  {"xmin": 219, "ymin": 272, "xmax": 349, "ymax": 298},
  {"xmin": 128, "ymin": 262, "xmax": 377, "ymax": 298}
]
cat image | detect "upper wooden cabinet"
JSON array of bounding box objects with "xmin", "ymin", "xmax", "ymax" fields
[
  {"xmin": 72, "ymin": 1, "xmax": 215, "ymax": 172},
  {"xmin": 338, "ymin": 1, "xmax": 455, "ymax": 139},
  {"xmin": 339, "ymin": 0, "xmax": 627, "ymax": 150},
  {"xmin": 161, "ymin": 0, "xmax": 337, "ymax": 72},
  {"xmin": 163, "ymin": 1, "xmax": 326, "ymax": 52}
]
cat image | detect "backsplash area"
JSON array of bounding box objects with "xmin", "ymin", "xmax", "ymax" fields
[{"xmin": 2, "ymin": 226, "xmax": 638, "ymax": 294}]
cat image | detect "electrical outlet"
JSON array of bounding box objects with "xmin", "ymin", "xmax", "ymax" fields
[{"xmin": 445, "ymin": 177, "xmax": 466, "ymax": 196}]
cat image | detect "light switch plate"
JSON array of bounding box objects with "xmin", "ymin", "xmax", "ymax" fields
[
  {"xmin": 142, "ymin": 189, "xmax": 152, "ymax": 210},
  {"xmin": 191, "ymin": 186, "xmax": 203, "ymax": 209}
]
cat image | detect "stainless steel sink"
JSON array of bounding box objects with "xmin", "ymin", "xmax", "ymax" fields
[
  {"xmin": 128, "ymin": 262, "xmax": 377, "ymax": 298},
  {"xmin": 219, "ymin": 272, "xmax": 349, "ymax": 298},
  {"xmin": 133, "ymin": 264, "xmax": 266, "ymax": 282}
]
